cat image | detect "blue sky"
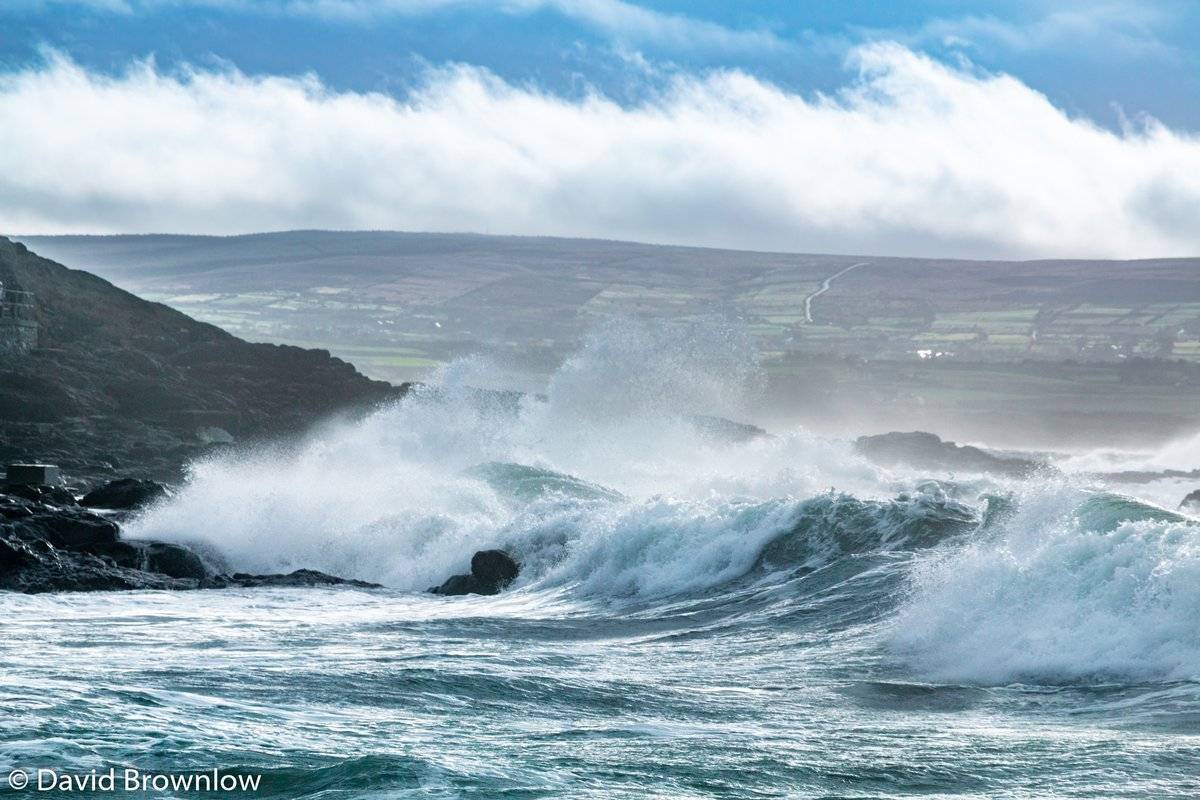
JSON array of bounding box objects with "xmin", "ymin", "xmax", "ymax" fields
[
  {"xmin": 0, "ymin": 1, "xmax": 1198, "ymax": 257},
  {"xmin": 4, "ymin": 0, "xmax": 1197, "ymax": 129}
]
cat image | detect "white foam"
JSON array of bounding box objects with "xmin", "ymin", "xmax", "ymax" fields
[
  {"xmin": 128, "ymin": 319, "xmax": 883, "ymax": 592},
  {"xmin": 890, "ymin": 483, "xmax": 1200, "ymax": 685},
  {"xmin": 1056, "ymin": 427, "xmax": 1200, "ymax": 475}
]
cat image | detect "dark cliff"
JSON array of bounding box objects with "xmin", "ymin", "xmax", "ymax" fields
[{"xmin": 0, "ymin": 237, "xmax": 404, "ymax": 481}]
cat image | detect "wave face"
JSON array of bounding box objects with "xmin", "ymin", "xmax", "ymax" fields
[
  {"xmin": 891, "ymin": 487, "xmax": 1200, "ymax": 684},
  {"xmin": 127, "ymin": 321, "xmax": 1200, "ymax": 693},
  {"xmin": 12, "ymin": 321, "xmax": 1200, "ymax": 798},
  {"xmin": 129, "ymin": 319, "xmax": 886, "ymax": 594}
]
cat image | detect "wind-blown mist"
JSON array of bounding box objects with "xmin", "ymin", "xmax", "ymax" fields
[
  {"xmin": 891, "ymin": 482, "xmax": 1200, "ymax": 684},
  {"xmin": 124, "ymin": 321, "xmax": 1200, "ymax": 686},
  {"xmin": 129, "ymin": 320, "xmax": 877, "ymax": 593},
  {"xmin": 3, "ymin": 44, "xmax": 1199, "ymax": 258}
]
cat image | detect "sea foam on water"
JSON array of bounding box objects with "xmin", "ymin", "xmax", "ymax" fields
[
  {"xmin": 127, "ymin": 320, "xmax": 1200, "ymax": 687},
  {"xmin": 890, "ymin": 482, "xmax": 1200, "ymax": 684}
]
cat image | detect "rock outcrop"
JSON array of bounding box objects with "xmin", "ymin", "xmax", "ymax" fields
[
  {"xmin": 218, "ymin": 569, "xmax": 380, "ymax": 589},
  {"xmin": 80, "ymin": 478, "xmax": 170, "ymax": 510},
  {"xmin": 854, "ymin": 431, "xmax": 1045, "ymax": 478},
  {"xmin": 430, "ymin": 549, "xmax": 521, "ymax": 596},
  {"xmin": 0, "ymin": 237, "xmax": 407, "ymax": 483},
  {"xmin": 1181, "ymin": 489, "xmax": 1200, "ymax": 513},
  {"xmin": 0, "ymin": 488, "xmax": 377, "ymax": 593}
]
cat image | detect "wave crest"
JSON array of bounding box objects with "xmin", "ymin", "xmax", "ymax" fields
[{"xmin": 890, "ymin": 486, "xmax": 1200, "ymax": 685}]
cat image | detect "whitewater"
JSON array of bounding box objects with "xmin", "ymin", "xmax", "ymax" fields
[{"xmin": 3, "ymin": 322, "xmax": 1199, "ymax": 798}]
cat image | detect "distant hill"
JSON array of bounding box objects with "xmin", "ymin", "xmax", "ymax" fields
[
  {"xmin": 0, "ymin": 237, "xmax": 401, "ymax": 482},
  {"xmin": 18, "ymin": 231, "xmax": 1200, "ymax": 384},
  {"xmin": 12, "ymin": 231, "xmax": 1200, "ymax": 448}
]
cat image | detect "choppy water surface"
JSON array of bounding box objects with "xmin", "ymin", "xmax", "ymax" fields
[{"xmin": 3, "ymin": 326, "xmax": 1199, "ymax": 797}]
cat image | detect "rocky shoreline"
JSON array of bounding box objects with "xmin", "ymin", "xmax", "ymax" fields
[
  {"xmin": 0, "ymin": 478, "xmax": 380, "ymax": 593},
  {"xmin": 0, "ymin": 238, "xmax": 426, "ymax": 594},
  {"xmin": 3, "ymin": 236, "xmax": 1195, "ymax": 596},
  {"xmin": 1, "ymin": 472, "xmax": 527, "ymax": 596}
]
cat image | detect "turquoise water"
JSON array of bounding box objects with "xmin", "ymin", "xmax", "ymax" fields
[
  {"xmin": 3, "ymin": 486, "xmax": 1199, "ymax": 798},
  {"xmin": 4, "ymin": 332, "xmax": 1200, "ymax": 797}
]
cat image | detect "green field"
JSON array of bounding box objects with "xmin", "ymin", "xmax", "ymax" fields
[{"xmin": 18, "ymin": 232, "xmax": 1200, "ymax": 446}]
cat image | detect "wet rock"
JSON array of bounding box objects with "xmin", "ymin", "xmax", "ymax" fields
[
  {"xmin": 431, "ymin": 573, "xmax": 480, "ymax": 596},
  {"xmin": 91, "ymin": 540, "xmax": 145, "ymax": 569},
  {"xmin": 0, "ymin": 494, "xmax": 35, "ymax": 520},
  {"xmin": 25, "ymin": 508, "xmax": 120, "ymax": 549},
  {"xmin": 142, "ymin": 541, "xmax": 211, "ymax": 580},
  {"xmin": 0, "ymin": 535, "xmax": 40, "ymax": 569},
  {"xmin": 1181, "ymin": 489, "xmax": 1200, "ymax": 512},
  {"xmin": 81, "ymin": 478, "xmax": 170, "ymax": 510},
  {"xmin": 471, "ymin": 549, "xmax": 520, "ymax": 589},
  {"xmin": 213, "ymin": 569, "xmax": 380, "ymax": 589},
  {"xmin": 0, "ymin": 532, "xmax": 194, "ymax": 593},
  {"xmin": 0, "ymin": 492, "xmax": 373, "ymax": 593},
  {"xmin": 854, "ymin": 431, "xmax": 1045, "ymax": 478},
  {"xmin": 430, "ymin": 549, "xmax": 520, "ymax": 596},
  {"xmin": 2, "ymin": 484, "xmax": 77, "ymax": 506}
]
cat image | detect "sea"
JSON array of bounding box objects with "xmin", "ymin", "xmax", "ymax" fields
[{"xmin": 2, "ymin": 324, "xmax": 1198, "ymax": 798}]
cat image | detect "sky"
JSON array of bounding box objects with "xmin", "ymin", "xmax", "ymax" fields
[{"xmin": 0, "ymin": 0, "xmax": 1198, "ymax": 259}]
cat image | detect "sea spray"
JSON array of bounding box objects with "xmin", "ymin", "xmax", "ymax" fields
[
  {"xmin": 124, "ymin": 318, "xmax": 1200, "ymax": 689},
  {"xmin": 127, "ymin": 320, "xmax": 883, "ymax": 589},
  {"xmin": 889, "ymin": 482, "xmax": 1200, "ymax": 684},
  {"xmin": 1054, "ymin": 426, "xmax": 1200, "ymax": 475}
]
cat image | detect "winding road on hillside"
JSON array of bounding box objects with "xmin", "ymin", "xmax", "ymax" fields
[{"xmin": 804, "ymin": 261, "xmax": 870, "ymax": 323}]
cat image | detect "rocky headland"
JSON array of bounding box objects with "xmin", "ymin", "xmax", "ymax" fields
[
  {"xmin": 0, "ymin": 236, "xmax": 406, "ymax": 483},
  {"xmin": 0, "ymin": 237, "xmax": 415, "ymax": 592},
  {"xmin": 853, "ymin": 431, "xmax": 1047, "ymax": 478}
]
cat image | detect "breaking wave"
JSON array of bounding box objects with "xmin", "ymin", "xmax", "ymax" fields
[
  {"xmin": 128, "ymin": 320, "xmax": 1200, "ymax": 687},
  {"xmin": 890, "ymin": 486, "xmax": 1200, "ymax": 685}
]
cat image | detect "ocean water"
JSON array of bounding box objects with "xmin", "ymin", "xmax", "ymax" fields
[{"xmin": 3, "ymin": 324, "xmax": 1200, "ymax": 798}]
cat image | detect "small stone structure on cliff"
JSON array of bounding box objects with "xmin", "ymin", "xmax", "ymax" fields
[{"xmin": 0, "ymin": 281, "xmax": 36, "ymax": 355}]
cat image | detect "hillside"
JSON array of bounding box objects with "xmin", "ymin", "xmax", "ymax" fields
[
  {"xmin": 18, "ymin": 232, "xmax": 1200, "ymax": 383},
  {"xmin": 0, "ymin": 237, "xmax": 402, "ymax": 481},
  {"xmin": 13, "ymin": 231, "xmax": 1200, "ymax": 448}
]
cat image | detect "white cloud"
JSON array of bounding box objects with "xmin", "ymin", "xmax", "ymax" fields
[
  {"xmin": 900, "ymin": 2, "xmax": 1179, "ymax": 60},
  {"xmin": 1, "ymin": 45, "xmax": 1199, "ymax": 259}
]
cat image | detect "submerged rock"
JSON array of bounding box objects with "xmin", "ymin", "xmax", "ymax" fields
[
  {"xmin": 81, "ymin": 478, "xmax": 170, "ymax": 510},
  {"xmin": 430, "ymin": 549, "xmax": 520, "ymax": 596}
]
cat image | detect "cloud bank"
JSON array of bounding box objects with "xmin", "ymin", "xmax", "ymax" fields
[{"xmin": 2, "ymin": 45, "xmax": 1198, "ymax": 259}]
